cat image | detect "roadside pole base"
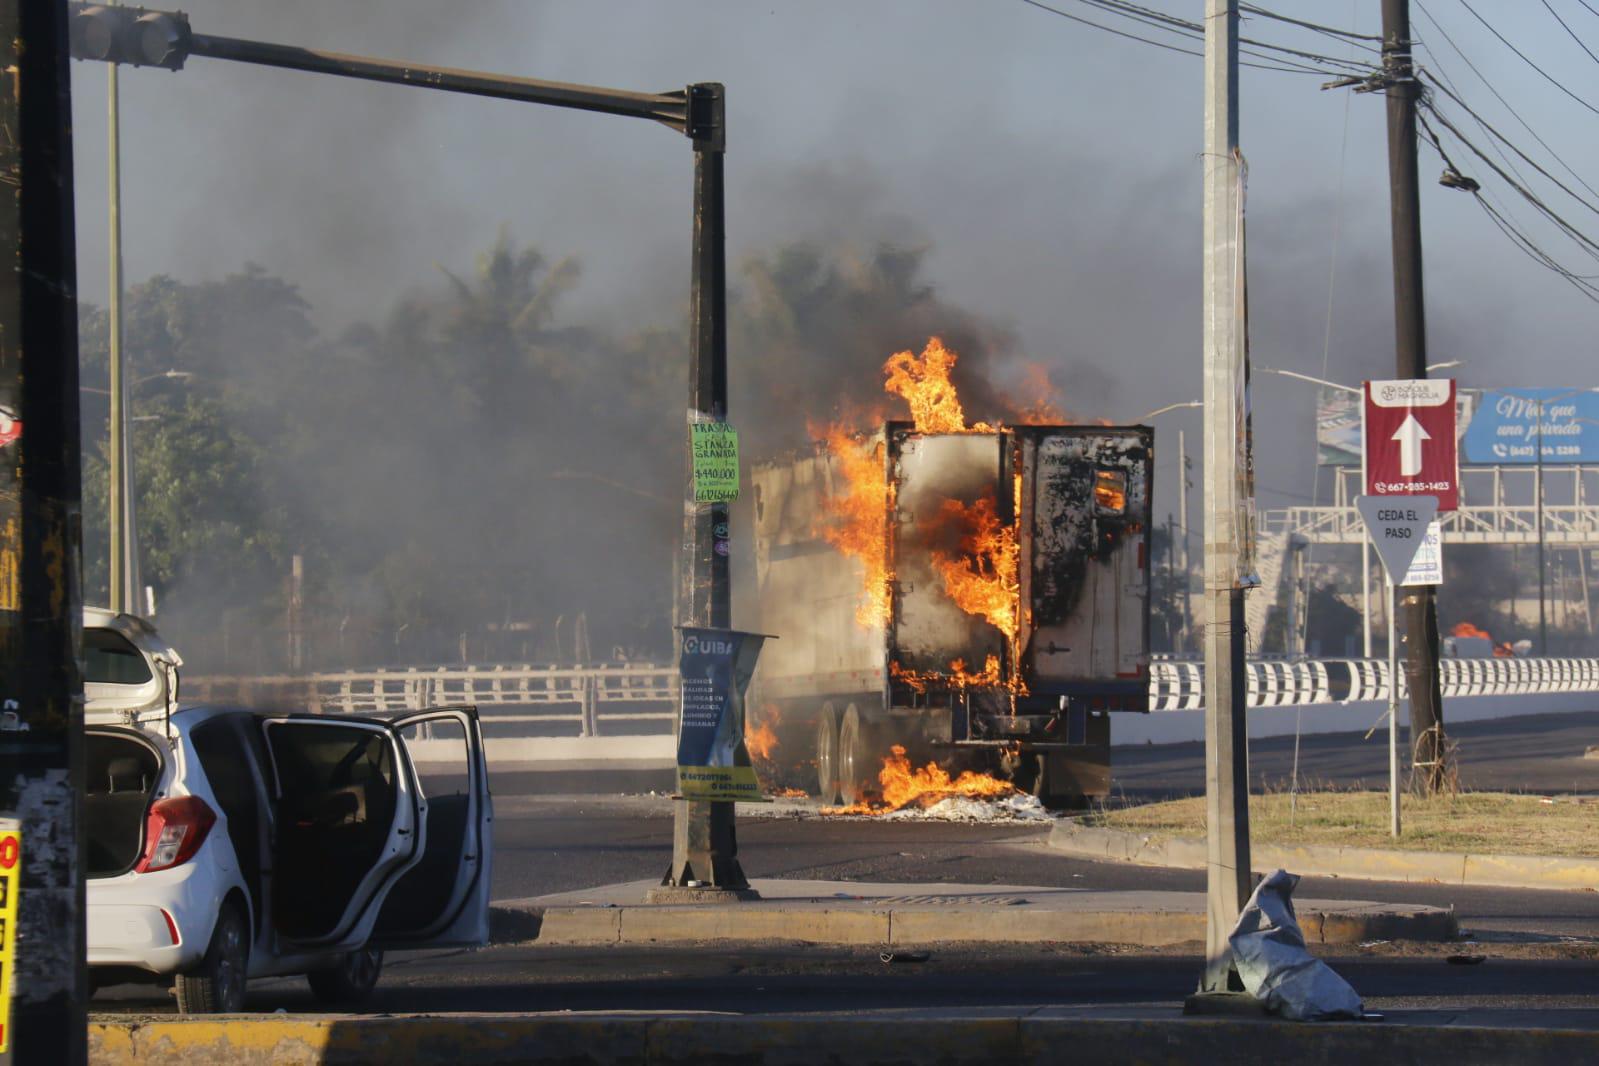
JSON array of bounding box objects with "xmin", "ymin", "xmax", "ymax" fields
[
  {"xmin": 1183, "ymin": 991, "xmax": 1267, "ymax": 1017},
  {"xmin": 645, "ymin": 885, "xmax": 762, "ymax": 904}
]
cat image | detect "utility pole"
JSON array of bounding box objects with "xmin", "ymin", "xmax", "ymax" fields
[
  {"xmin": 1381, "ymin": 0, "xmax": 1447, "ymax": 793},
  {"xmin": 0, "ymin": 3, "xmax": 88, "ymax": 1062},
  {"xmin": 1192, "ymin": 0, "xmax": 1253, "ymax": 1002}
]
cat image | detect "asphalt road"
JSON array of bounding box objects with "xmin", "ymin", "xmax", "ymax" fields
[
  {"xmin": 1111, "ymin": 710, "xmax": 1599, "ymax": 800},
  {"xmin": 92, "ymin": 711, "xmax": 1599, "ymax": 1018},
  {"xmin": 95, "ymin": 941, "xmax": 1599, "ymax": 1023}
]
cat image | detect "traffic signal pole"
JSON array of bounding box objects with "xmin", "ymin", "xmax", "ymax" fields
[
  {"xmin": 1381, "ymin": 0, "xmax": 1448, "ymax": 794},
  {"xmin": 1, "ymin": 3, "xmax": 88, "ymax": 1062},
  {"xmin": 70, "ymin": 3, "xmax": 750, "ymax": 892}
]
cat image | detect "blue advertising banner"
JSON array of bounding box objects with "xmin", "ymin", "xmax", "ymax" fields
[
  {"xmin": 1461, "ymin": 388, "xmax": 1599, "ymax": 465},
  {"xmin": 676, "ymin": 627, "xmax": 769, "ymax": 801}
]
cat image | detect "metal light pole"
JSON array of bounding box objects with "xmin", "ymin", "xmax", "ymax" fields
[
  {"xmin": 1134, "ymin": 402, "xmax": 1202, "ymax": 651},
  {"xmin": 107, "ymin": 53, "xmax": 139, "ymax": 613},
  {"xmin": 1536, "ymin": 396, "xmax": 1546, "ymax": 654},
  {"xmin": 1193, "ymin": 0, "xmax": 1252, "ymax": 1001}
]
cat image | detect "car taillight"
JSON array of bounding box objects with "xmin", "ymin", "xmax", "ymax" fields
[{"xmin": 135, "ymin": 796, "xmax": 216, "ymax": 873}]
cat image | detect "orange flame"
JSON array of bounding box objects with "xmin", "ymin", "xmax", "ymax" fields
[
  {"xmin": 929, "ymin": 493, "xmax": 1020, "ymax": 638},
  {"xmin": 814, "ymin": 425, "xmax": 894, "ymax": 627},
  {"xmin": 824, "ymin": 745, "xmax": 1016, "ymax": 815},
  {"xmin": 1452, "ymin": 622, "xmax": 1492, "ymax": 641},
  {"xmin": 746, "ymin": 720, "xmax": 777, "ymax": 761},
  {"xmin": 1011, "ymin": 364, "xmax": 1068, "ymax": 425},
  {"xmin": 884, "ymin": 337, "xmax": 994, "ymax": 434},
  {"xmin": 890, "ymin": 655, "xmax": 1003, "ymax": 693}
]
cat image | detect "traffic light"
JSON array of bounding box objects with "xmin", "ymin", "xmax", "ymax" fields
[{"xmin": 68, "ymin": 4, "xmax": 191, "ymax": 70}]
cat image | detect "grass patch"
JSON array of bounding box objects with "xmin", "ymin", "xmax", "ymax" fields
[{"xmin": 1087, "ymin": 791, "xmax": 1599, "ymax": 858}]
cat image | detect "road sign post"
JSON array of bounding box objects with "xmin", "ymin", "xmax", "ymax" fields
[
  {"xmin": 1355, "ymin": 495, "xmax": 1439, "ymax": 838},
  {"xmin": 1364, "ymin": 378, "xmax": 1454, "ymax": 797}
]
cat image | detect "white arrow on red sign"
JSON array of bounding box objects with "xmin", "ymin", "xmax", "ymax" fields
[{"xmin": 1392, "ymin": 413, "xmax": 1431, "ymax": 477}]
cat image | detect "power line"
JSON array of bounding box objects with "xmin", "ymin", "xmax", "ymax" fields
[
  {"xmin": 1239, "ymin": 3, "xmax": 1383, "ymax": 48},
  {"xmin": 1541, "ymin": 0, "xmax": 1599, "ymax": 68},
  {"xmin": 1413, "ymin": 0, "xmax": 1599, "ymax": 204},
  {"xmin": 1419, "ymin": 72, "xmax": 1599, "ymax": 223},
  {"xmin": 1017, "ymin": 0, "xmax": 1380, "ymax": 77},
  {"xmin": 1456, "ymin": 0, "xmax": 1599, "ymax": 117},
  {"xmin": 1415, "ymin": 111, "xmax": 1599, "ymax": 303}
]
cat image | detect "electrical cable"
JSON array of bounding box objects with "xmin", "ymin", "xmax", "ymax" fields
[
  {"xmin": 1239, "ymin": 3, "xmax": 1384, "ymax": 47},
  {"xmin": 1540, "ymin": 0, "xmax": 1599, "ymax": 68},
  {"xmin": 1420, "ymin": 95, "xmax": 1599, "ymax": 261},
  {"xmin": 1419, "ymin": 71, "xmax": 1599, "ymax": 222},
  {"xmin": 1414, "ymin": 0, "xmax": 1599, "ymax": 204},
  {"xmin": 1456, "ymin": 0, "xmax": 1599, "ymax": 117},
  {"xmin": 1416, "ymin": 109, "xmax": 1599, "ymax": 302},
  {"xmin": 1017, "ymin": 0, "xmax": 1381, "ymax": 77},
  {"xmin": 1077, "ymin": 0, "xmax": 1378, "ymax": 72}
]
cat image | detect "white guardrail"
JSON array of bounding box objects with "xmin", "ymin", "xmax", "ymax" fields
[
  {"xmin": 1147, "ymin": 657, "xmax": 1599, "ymax": 711},
  {"xmin": 184, "ymin": 657, "xmax": 1599, "ymax": 737}
]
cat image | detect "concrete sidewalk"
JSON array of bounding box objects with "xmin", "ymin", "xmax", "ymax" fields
[{"xmin": 490, "ymin": 877, "xmax": 1457, "ymax": 947}]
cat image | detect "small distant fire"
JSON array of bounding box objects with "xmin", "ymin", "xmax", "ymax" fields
[
  {"xmin": 1452, "ymin": 622, "xmax": 1492, "ymax": 640},
  {"xmin": 823, "ymin": 744, "xmax": 1016, "ymax": 815}
]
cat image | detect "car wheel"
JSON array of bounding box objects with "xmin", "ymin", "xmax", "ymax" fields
[
  {"xmin": 174, "ymin": 904, "xmax": 249, "ymax": 1014},
  {"xmin": 307, "ymin": 947, "xmax": 384, "ymax": 1005}
]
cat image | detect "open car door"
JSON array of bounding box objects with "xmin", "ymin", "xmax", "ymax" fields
[
  {"xmin": 366, "ymin": 705, "xmax": 493, "ymax": 948},
  {"xmin": 258, "ymin": 716, "xmax": 422, "ymax": 952}
]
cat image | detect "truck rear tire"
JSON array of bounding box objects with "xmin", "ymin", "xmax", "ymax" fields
[
  {"xmin": 837, "ymin": 705, "xmax": 875, "ymax": 807},
  {"xmin": 815, "ymin": 703, "xmax": 840, "ymax": 805}
]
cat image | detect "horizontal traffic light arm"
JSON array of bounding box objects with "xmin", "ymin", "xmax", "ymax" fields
[
  {"xmin": 186, "ymin": 33, "xmax": 698, "ymax": 137},
  {"xmin": 67, "ymin": 3, "xmax": 719, "ymax": 146}
]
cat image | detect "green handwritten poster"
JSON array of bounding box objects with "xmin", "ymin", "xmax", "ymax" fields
[{"xmin": 691, "ymin": 423, "xmax": 740, "ymax": 503}]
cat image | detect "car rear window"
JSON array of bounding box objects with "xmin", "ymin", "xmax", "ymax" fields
[{"xmin": 84, "ymin": 627, "xmax": 153, "ymax": 685}]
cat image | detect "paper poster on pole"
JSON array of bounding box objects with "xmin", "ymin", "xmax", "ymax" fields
[
  {"xmin": 676, "ymin": 627, "xmax": 769, "ymax": 801},
  {"xmin": 691, "ymin": 423, "xmax": 740, "ymax": 503},
  {"xmin": 1401, "ymin": 519, "xmax": 1443, "ymax": 587}
]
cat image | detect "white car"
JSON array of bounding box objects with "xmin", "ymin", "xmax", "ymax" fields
[{"xmin": 84, "ymin": 607, "xmax": 493, "ymax": 1012}]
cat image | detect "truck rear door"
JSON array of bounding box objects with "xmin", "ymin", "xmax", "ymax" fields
[
  {"xmin": 889, "ymin": 429, "xmax": 1008, "ymax": 676},
  {"xmin": 1018, "ymin": 427, "xmax": 1152, "ymax": 703}
]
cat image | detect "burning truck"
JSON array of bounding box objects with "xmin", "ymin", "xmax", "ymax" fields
[{"xmin": 749, "ymin": 341, "xmax": 1152, "ymax": 809}]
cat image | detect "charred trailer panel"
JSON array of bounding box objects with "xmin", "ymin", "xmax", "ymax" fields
[{"xmin": 750, "ymin": 423, "xmax": 1152, "ymax": 809}]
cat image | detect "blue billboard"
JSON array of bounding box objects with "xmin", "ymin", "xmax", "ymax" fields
[{"xmin": 1461, "ymin": 388, "xmax": 1599, "ymax": 465}]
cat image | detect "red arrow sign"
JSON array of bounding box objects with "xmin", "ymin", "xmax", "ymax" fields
[{"xmin": 1365, "ymin": 379, "xmax": 1457, "ymax": 510}]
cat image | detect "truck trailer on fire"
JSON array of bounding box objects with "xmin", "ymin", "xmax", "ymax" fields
[{"xmin": 751, "ymin": 421, "xmax": 1152, "ymax": 808}]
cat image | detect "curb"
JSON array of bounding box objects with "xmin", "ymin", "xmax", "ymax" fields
[
  {"xmin": 487, "ymin": 898, "xmax": 1455, "ymax": 948},
  {"xmin": 88, "ymin": 1013, "xmax": 1599, "ymax": 1065},
  {"xmin": 1047, "ymin": 823, "xmax": 1599, "ymax": 892}
]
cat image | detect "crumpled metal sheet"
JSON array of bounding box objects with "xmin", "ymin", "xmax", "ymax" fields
[{"xmin": 1229, "ymin": 868, "xmax": 1364, "ymax": 1021}]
